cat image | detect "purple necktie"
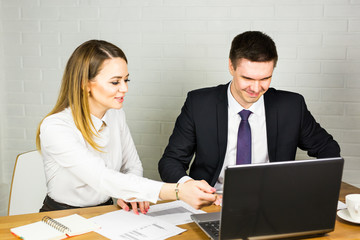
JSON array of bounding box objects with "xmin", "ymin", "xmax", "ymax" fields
[{"xmin": 236, "ymin": 110, "xmax": 252, "ymax": 165}]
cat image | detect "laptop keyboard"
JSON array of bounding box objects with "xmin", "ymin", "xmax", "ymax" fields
[{"xmin": 200, "ymin": 220, "xmax": 220, "ymax": 237}]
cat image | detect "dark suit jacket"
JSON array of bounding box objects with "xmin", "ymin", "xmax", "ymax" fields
[{"xmin": 158, "ymin": 83, "xmax": 341, "ymax": 186}]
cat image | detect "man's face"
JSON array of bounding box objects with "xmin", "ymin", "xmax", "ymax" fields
[{"xmin": 229, "ymin": 58, "xmax": 274, "ymax": 109}]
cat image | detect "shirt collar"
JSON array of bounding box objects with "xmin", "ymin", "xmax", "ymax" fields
[
  {"xmin": 91, "ymin": 111, "xmax": 109, "ymax": 131},
  {"xmin": 227, "ymin": 81, "xmax": 265, "ymax": 117}
]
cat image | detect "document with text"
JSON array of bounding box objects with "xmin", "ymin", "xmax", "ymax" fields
[
  {"xmin": 91, "ymin": 209, "xmax": 185, "ymax": 240},
  {"xmin": 146, "ymin": 200, "xmax": 206, "ymax": 225}
]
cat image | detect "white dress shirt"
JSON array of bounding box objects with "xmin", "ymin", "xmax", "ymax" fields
[
  {"xmin": 40, "ymin": 107, "xmax": 163, "ymax": 207},
  {"xmin": 214, "ymin": 83, "xmax": 269, "ymax": 191}
]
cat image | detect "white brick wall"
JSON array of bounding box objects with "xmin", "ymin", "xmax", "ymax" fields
[
  {"xmin": 1, "ymin": 0, "xmax": 360, "ymax": 216},
  {"xmin": 0, "ymin": 5, "xmax": 8, "ymax": 216}
]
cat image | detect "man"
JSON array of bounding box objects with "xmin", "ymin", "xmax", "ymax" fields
[{"xmin": 158, "ymin": 31, "xmax": 340, "ymax": 191}]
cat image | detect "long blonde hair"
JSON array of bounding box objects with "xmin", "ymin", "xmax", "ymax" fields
[{"xmin": 36, "ymin": 40, "xmax": 128, "ymax": 151}]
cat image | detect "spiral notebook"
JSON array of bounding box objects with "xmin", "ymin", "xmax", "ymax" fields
[{"xmin": 10, "ymin": 214, "xmax": 100, "ymax": 240}]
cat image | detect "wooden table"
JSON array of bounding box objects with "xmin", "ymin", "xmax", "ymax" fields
[{"xmin": 1, "ymin": 182, "xmax": 359, "ymax": 239}]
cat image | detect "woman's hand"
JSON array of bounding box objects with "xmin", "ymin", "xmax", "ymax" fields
[
  {"xmin": 116, "ymin": 199, "xmax": 150, "ymax": 215},
  {"xmin": 178, "ymin": 180, "xmax": 217, "ymax": 209}
]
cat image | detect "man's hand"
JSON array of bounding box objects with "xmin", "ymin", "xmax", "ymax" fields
[{"xmin": 214, "ymin": 193, "xmax": 223, "ymax": 206}]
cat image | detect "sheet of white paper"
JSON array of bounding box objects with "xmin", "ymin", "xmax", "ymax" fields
[
  {"xmin": 146, "ymin": 200, "xmax": 206, "ymax": 225},
  {"xmin": 91, "ymin": 210, "xmax": 185, "ymax": 240},
  {"xmin": 337, "ymin": 200, "xmax": 346, "ymax": 210}
]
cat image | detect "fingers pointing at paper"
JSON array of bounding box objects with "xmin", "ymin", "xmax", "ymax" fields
[{"xmin": 116, "ymin": 199, "xmax": 150, "ymax": 215}]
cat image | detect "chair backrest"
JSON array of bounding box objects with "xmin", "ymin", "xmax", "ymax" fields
[{"xmin": 8, "ymin": 150, "xmax": 47, "ymax": 216}]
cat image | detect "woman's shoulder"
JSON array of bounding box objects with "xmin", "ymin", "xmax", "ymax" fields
[{"xmin": 41, "ymin": 108, "xmax": 74, "ymax": 129}]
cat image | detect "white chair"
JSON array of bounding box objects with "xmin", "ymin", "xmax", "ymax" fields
[{"xmin": 8, "ymin": 150, "xmax": 47, "ymax": 216}]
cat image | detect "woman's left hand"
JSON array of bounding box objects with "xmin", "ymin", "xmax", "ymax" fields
[{"xmin": 116, "ymin": 199, "xmax": 150, "ymax": 215}]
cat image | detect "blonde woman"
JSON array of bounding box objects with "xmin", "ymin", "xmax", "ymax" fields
[{"xmin": 36, "ymin": 40, "xmax": 217, "ymax": 214}]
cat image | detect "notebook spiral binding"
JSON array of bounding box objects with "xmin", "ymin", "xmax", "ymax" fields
[{"xmin": 42, "ymin": 216, "xmax": 71, "ymax": 233}]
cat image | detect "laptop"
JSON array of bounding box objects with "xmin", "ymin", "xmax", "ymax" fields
[{"xmin": 191, "ymin": 157, "xmax": 344, "ymax": 240}]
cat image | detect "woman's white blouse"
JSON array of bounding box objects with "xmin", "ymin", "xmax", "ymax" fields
[{"xmin": 40, "ymin": 108, "xmax": 163, "ymax": 207}]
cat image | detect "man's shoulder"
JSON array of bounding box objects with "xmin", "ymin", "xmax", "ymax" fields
[
  {"xmin": 265, "ymin": 88, "xmax": 304, "ymax": 101},
  {"xmin": 188, "ymin": 83, "xmax": 229, "ymax": 97}
]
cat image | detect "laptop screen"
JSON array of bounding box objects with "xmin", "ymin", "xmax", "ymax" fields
[{"xmin": 220, "ymin": 158, "xmax": 344, "ymax": 240}]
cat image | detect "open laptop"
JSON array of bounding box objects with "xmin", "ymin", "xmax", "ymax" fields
[{"xmin": 191, "ymin": 157, "xmax": 344, "ymax": 240}]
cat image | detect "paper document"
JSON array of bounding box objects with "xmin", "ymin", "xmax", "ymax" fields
[
  {"xmin": 146, "ymin": 200, "xmax": 206, "ymax": 225},
  {"xmin": 91, "ymin": 210, "xmax": 185, "ymax": 240}
]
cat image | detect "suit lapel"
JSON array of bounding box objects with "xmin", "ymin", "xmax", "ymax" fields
[
  {"xmin": 213, "ymin": 84, "xmax": 229, "ymax": 186},
  {"xmin": 264, "ymin": 88, "xmax": 278, "ymax": 162}
]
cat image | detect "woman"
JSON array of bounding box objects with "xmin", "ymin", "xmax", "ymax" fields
[{"xmin": 36, "ymin": 40, "xmax": 217, "ymax": 214}]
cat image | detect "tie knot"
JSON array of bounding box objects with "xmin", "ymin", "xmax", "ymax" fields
[{"xmin": 239, "ymin": 109, "xmax": 252, "ymax": 120}]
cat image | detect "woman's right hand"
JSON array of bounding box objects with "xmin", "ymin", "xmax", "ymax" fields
[
  {"xmin": 116, "ymin": 198, "xmax": 150, "ymax": 215},
  {"xmin": 178, "ymin": 180, "xmax": 217, "ymax": 209}
]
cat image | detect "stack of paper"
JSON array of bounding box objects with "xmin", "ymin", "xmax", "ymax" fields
[
  {"xmin": 91, "ymin": 200, "xmax": 205, "ymax": 240},
  {"xmin": 91, "ymin": 210, "xmax": 184, "ymax": 240},
  {"xmin": 146, "ymin": 200, "xmax": 205, "ymax": 225}
]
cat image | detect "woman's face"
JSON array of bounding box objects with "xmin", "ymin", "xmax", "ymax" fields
[{"xmin": 87, "ymin": 57, "xmax": 129, "ymax": 119}]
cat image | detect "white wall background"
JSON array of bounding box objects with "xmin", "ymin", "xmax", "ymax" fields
[{"xmin": 0, "ymin": 0, "xmax": 359, "ymax": 216}]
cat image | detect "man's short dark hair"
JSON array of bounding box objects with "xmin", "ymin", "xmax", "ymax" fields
[{"xmin": 229, "ymin": 31, "xmax": 278, "ymax": 69}]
